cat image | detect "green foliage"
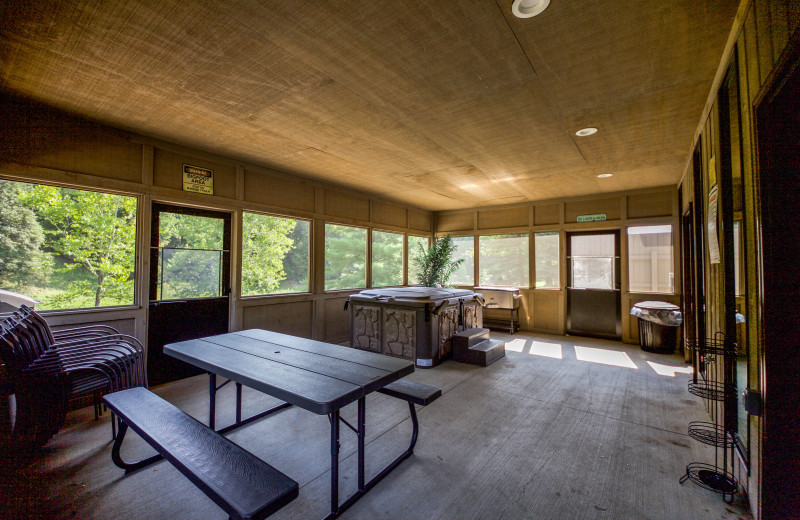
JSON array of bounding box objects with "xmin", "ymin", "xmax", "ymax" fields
[
  {"xmin": 325, "ymin": 224, "xmax": 366, "ymax": 290},
  {"xmin": 280, "ymin": 221, "xmax": 310, "ymax": 292},
  {"xmin": 0, "ymin": 180, "xmax": 51, "ymax": 290},
  {"xmin": 479, "ymin": 234, "xmax": 528, "ymax": 286},
  {"xmin": 407, "ymin": 236, "xmax": 428, "ymax": 284},
  {"xmin": 241, "ymin": 213, "xmax": 300, "ymax": 295},
  {"xmin": 413, "ymin": 234, "xmax": 464, "ymax": 287},
  {"xmin": 157, "ymin": 213, "xmax": 224, "ymax": 299},
  {"xmin": 534, "ymin": 232, "xmax": 560, "ymax": 288},
  {"xmin": 372, "ymin": 231, "xmax": 403, "ymax": 287},
  {"xmin": 159, "ymin": 212, "xmax": 223, "ymax": 250},
  {"xmin": 18, "ymin": 185, "xmax": 136, "ymax": 308}
]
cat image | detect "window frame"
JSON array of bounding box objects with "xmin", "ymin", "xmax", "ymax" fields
[
  {"xmin": 447, "ymin": 234, "xmax": 476, "ymax": 287},
  {"xmin": 534, "ymin": 231, "xmax": 561, "ymax": 290},
  {"xmin": 323, "ymin": 222, "xmax": 369, "ymax": 292},
  {"xmin": 406, "ymin": 234, "xmax": 430, "ymax": 286},
  {"xmin": 477, "ymin": 232, "xmax": 530, "ymax": 288},
  {"xmin": 626, "ymin": 224, "xmax": 675, "ymax": 295},
  {"xmin": 370, "ymin": 229, "xmax": 405, "ymax": 288},
  {"xmin": 0, "ymin": 176, "xmax": 142, "ymax": 313},
  {"xmin": 239, "ymin": 210, "xmax": 312, "ymax": 298}
]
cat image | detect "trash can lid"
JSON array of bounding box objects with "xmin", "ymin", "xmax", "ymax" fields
[
  {"xmin": 633, "ymin": 301, "xmax": 680, "ymax": 311},
  {"xmin": 631, "ymin": 301, "xmax": 682, "ymax": 326}
]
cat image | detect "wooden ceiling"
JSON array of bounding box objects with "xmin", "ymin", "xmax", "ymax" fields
[{"xmin": 0, "ymin": 0, "xmax": 738, "ymax": 210}]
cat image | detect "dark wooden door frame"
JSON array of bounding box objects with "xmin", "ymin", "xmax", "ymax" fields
[
  {"xmin": 147, "ymin": 202, "xmax": 232, "ymax": 385},
  {"xmin": 680, "ymin": 199, "xmax": 696, "ymax": 363},
  {"xmin": 753, "ymin": 31, "xmax": 800, "ymax": 520},
  {"xmin": 148, "ymin": 203, "xmax": 232, "ymax": 301},
  {"xmin": 565, "ymin": 230, "xmax": 622, "ymax": 340}
]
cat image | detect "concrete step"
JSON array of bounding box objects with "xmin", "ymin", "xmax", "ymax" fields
[
  {"xmin": 452, "ymin": 327, "xmax": 491, "ymax": 351},
  {"xmin": 453, "ymin": 338, "xmax": 505, "ymax": 367}
]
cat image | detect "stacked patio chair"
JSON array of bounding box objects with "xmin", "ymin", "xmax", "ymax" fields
[{"xmin": 0, "ymin": 305, "xmax": 146, "ymax": 449}]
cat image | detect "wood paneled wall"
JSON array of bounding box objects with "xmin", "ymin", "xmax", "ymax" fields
[
  {"xmin": 434, "ymin": 187, "xmax": 680, "ymax": 343},
  {"xmin": 0, "ymin": 93, "xmax": 432, "ymax": 346},
  {"xmin": 678, "ymin": 2, "xmax": 799, "ymax": 517}
]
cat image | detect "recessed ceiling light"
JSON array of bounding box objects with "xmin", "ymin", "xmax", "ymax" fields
[
  {"xmin": 575, "ymin": 127, "xmax": 598, "ymax": 137},
  {"xmin": 597, "ymin": 173, "xmax": 613, "ymax": 178},
  {"xmin": 511, "ymin": 0, "xmax": 550, "ymax": 19}
]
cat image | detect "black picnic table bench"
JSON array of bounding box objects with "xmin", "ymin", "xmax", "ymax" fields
[{"xmin": 104, "ymin": 387, "xmax": 299, "ymax": 520}]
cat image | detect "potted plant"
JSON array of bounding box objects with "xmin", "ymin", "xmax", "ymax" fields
[{"xmin": 412, "ymin": 234, "xmax": 464, "ymax": 288}]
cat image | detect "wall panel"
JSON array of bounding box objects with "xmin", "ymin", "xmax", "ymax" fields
[
  {"xmin": 50, "ymin": 317, "xmax": 136, "ymax": 337},
  {"xmin": 754, "ymin": 0, "xmax": 775, "ymax": 77},
  {"xmin": 0, "ymin": 94, "xmax": 142, "ymax": 183},
  {"xmin": 770, "ymin": 1, "xmax": 790, "ymax": 60},
  {"xmin": 565, "ymin": 197, "xmax": 621, "ymax": 222},
  {"xmin": 242, "ymin": 301, "xmax": 314, "ymax": 338},
  {"xmin": 478, "ymin": 206, "xmax": 528, "ymax": 229},
  {"xmin": 533, "ymin": 203, "xmax": 560, "ymax": 225},
  {"xmin": 408, "ymin": 208, "xmax": 432, "ymax": 232},
  {"xmin": 790, "ymin": 0, "xmax": 800, "ymax": 33},
  {"xmin": 324, "ymin": 296, "xmax": 351, "ymax": 342},
  {"xmin": 153, "ymin": 148, "xmax": 237, "ymax": 199},
  {"xmin": 243, "ymin": 169, "xmax": 316, "ymax": 212},
  {"xmin": 745, "ymin": 8, "xmax": 762, "ymax": 99},
  {"xmin": 372, "ymin": 200, "xmax": 408, "ymax": 228},
  {"xmin": 324, "ymin": 190, "xmax": 370, "ymax": 221},
  {"xmin": 531, "ymin": 290, "xmax": 561, "ymax": 332},
  {"xmin": 436, "ymin": 211, "xmax": 474, "ymax": 233},
  {"xmin": 627, "ymin": 191, "xmax": 673, "ymax": 218}
]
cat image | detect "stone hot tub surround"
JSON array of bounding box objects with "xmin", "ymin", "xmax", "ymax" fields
[{"xmin": 346, "ymin": 287, "xmax": 483, "ymax": 367}]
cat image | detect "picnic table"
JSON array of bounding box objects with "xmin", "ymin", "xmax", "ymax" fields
[{"xmin": 164, "ymin": 329, "xmax": 421, "ymax": 519}]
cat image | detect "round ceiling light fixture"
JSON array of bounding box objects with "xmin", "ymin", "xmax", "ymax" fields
[
  {"xmin": 575, "ymin": 127, "xmax": 598, "ymax": 136},
  {"xmin": 511, "ymin": 0, "xmax": 550, "ymax": 19},
  {"xmin": 597, "ymin": 173, "xmax": 613, "ymax": 178}
]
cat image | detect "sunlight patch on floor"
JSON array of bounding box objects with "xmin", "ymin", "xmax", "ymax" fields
[
  {"xmin": 574, "ymin": 346, "xmax": 638, "ymax": 368},
  {"xmin": 529, "ymin": 340, "xmax": 563, "ymax": 359},
  {"xmin": 505, "ymin": 338, "xmax": 527, "ymax": 353},
  {"xmin": 646, "ymin": 361, "xmax": 693, "ymax": 377}
]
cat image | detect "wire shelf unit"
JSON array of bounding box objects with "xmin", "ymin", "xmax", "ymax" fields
[
  {"xmin": 680, "ymin": 332, "xmax": 740, "ymax": 504},
  {"xmin": 687, "ymin": 421, "xmax": 728, "ymax": 447}
]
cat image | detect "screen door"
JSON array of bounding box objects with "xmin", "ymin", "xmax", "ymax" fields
[
  {"xmin": 147, "ymin": 203, "xmax": 231, "ymax": 385},
  {"xmin": 566, "ymin": 231, "xmax": 621, "ymax": 339}
]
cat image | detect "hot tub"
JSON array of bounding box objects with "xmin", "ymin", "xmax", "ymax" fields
[{"xmin": 346, "ymin": 287, "xmax": 483, "ymax": 367}]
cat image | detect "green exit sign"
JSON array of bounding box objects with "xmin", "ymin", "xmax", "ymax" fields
[{"xmin": 577, "ymin": 213, "xmax": 607, "ymax": 223}]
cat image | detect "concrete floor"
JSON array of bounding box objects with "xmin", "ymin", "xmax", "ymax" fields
[{"xmin": 0, "ymin": 332, "xmax": 753, "ymax": 519}]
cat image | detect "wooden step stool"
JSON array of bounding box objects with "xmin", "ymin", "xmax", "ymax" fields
[{"xmin": 452, "ymin": 328, "xmax": 505, "ymax": 367}]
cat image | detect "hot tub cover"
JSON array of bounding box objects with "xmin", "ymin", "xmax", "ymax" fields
[
  {"xmin": 630, "ymin": 301, "xmax": 682, "ymax": 327},
  {"xmin": 349, "ymin": 287, "xmax": 475, "ymax": 303}
]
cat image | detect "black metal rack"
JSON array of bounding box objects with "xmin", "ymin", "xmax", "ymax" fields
[{"xmin": 680, "ymin": 333, "xmax": 738, "ymax": 503}]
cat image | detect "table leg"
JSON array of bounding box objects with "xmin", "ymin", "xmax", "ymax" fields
[
  {"xmin": 329, "ymin": 409, "xmax": 340, "ymax": 518},
  {"xmin": 208, "ymin": 372, "xmax": 291, "ymax": 434},
  {"xmin": 358, "ymin": 397, "xmax": 366, "ymax": 491},
  {"xmin": 208, "ymin": 372, "xmax": 216, "ymax": 430},
  {"xmin": 327, "ymin": 399, "xmax": 420, "ymax": 519},
  {"xmin": 235, "ymin": 382, "xmax": 242, "ymax": 424}
]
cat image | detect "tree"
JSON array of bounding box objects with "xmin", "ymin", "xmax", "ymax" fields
[
  {"xmin": 157, "ymin": 212, "xmax": 225, "ymax": 299},
  {"xmin": 241, "ymin": 213, "xmax": 297, "ymax": 295},
  {"xmin": 281, "ymin": 221, "xmax": 309, "ymax": 292},
  {"xmin": 412, "ymin": 234, "xmax": 464, "ymax": 287},
  {"xmin": 371, "ymin": 231, "xmax": 403, "ymax": 287},
  {"xmin": 535, "ymin": 233, "xmax": 560, "ymax": 288},
  {"xmin": 0, "ymin": 180, "xmax": 50, "ymax": 290},
  {"xmin": 479, "ymin": 234, "xmax": 528, "ymax": 286},
  {"xmin": 19, "ymin": 185, "xmax": 136, "ymax": 307},
  {"xmin": 325, "ymin": 225, "xmax": 366, "ymax": 290}
]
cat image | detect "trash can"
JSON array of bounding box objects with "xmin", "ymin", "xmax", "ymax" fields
[{"xmin": 631, "ymin": 301, "xmax": 682, "ymax": 354}]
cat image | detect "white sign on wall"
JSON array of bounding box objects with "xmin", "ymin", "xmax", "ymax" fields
[{"xmin": 707, "ymin": 185, "xmax": 720, "ymax": 264}]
